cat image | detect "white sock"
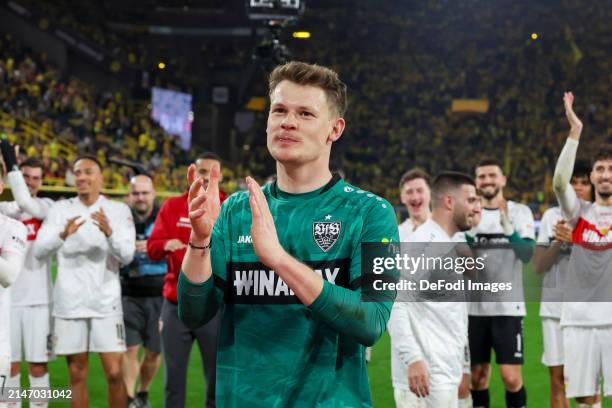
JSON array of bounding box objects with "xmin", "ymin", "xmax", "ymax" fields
[
  {"xmin": 6, "ymin": 374, "xmax": 21, "ymax": 408},
  {"xmin": 28, "ymin": 373, "xmax": 49, "ymax": 408},
  {"xmin": 577, "ymin": 403, "xmax": 602, "ymax": 408},
  {"xmin": 365, "ymin": 347, "xmax": 372, "ymax": 362},
  {"xmin": 458, "ymin": 395, "xmax": 473, "ymax": 408}
]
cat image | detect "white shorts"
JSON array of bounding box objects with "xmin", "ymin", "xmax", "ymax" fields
[
  {"xmin": 393, "ymin": 387, "xmax": 458, "ymax": 408},
  {"xmin": 541, "ymin": 317, "xmax": 564, "ymax": 367},
  {"xmin": 54, "ymin": 315, "xmax": 126, "ymax": 355},
  {"xmin": 10, "ymin": 305, "xmax": 53, "ymax": 363},
  {"xmin": 563, "ymin": 325, "xmax": 612, "ymax": 398}
]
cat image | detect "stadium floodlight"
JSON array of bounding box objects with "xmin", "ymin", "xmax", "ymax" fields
[{"xmin": 247, "ymin": 0, "xmax": 305, "ymax": 21}]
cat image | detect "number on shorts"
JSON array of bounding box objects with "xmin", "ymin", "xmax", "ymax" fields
[
  {"xmin": 516, "ymin": 333, "xmax": 522, "ymax": 353},
  {"xmin": 116, "ymin": 324, "xmax": 125, "ymax": 341},
  {"xmin": 1, "ymin": 375, "xmax": 6, "ymax": 393},
  {"xmin": 47, "ymin": 334, "xmax": 53, "ymax": 353}
]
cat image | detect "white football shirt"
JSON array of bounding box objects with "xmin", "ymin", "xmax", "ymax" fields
[
  {"xmin": 33, "ymin": 196, "xmax": 135, "ymax": 318},
  {"xmin": 468, "ymin": 201, "xmax": 535, "ymax": 316}
]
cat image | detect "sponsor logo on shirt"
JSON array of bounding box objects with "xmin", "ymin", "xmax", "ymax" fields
[
  {"xmin": 227, "ymin": 259, "xmax": 350, "ymax": 304},
  {"xmin": 23, "ymin": 218, "xmax": 42, "ymax": 241},
  {"xmin": 313, "ymin": 221, "xmax": 341, "ymax": 252},
  {"xmin": 475, "ymin": 233, "xmax": 508, "ymax": 245},
  {"xmin": 237, "ymin": 235, "xmax": 252, "ymax": 244},
  {"xmin": 572, "ymin": 218, "xmax": 612, "ymax": 250},
  {"xmin": 177, "ymin": 217, "xmax": 191, "ymax": 228}
]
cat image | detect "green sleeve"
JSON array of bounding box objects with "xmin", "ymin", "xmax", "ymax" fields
[
  {"xmin": 508, "ymin": 232, "xmax": 535, "ymax": 263},
  {"xmin": 308, "ymin": 198, "xmax": 399, "ymax": 346},
  {"xmin": 177, "ymin": 272, "xmax": 222, "ymax": 330},
  {"xmin": 308, "ymin": 280, "xmax": 392, "ymax": 346}
]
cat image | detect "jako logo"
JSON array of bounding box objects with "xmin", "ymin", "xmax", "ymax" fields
[{"xmin": 237, "ymin": 235, "xmax": 252, "ymax": 244}]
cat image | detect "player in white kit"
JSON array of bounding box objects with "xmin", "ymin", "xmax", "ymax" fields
[
  {"xmin": 388, "ymin": 172, "xmax": 480, "ymax": 407},
  {"xmin": 391, "ymin": 169, "xmax": 473, "ymax": 407},
  {"xmin": 0, "ymin": 141, "xmax": 54, "ymax": 408},
  {"xmin": 534, "ymin": 159, "xmax": 593, "ymax": 408},
  {"xmin": 389, "ymin": 168, "xmax": 432, "ymax": 406},
  {"xmin": 469, "ymin": 158, "xmax": 535, "ymax": 408},
  {"xmin": 552, "ymin": 92, "xmax": 612, "ymax": 408},
  {"xmin": 383, "ymin": 168, "xmax": 431, "ymax": 368},
  {"xmin": 0, "ymin": 163, "xmax": 28, "ymax": 408},
  {"xmin": 33, "ymin": 156, "xmax": 135, "ymax": 408},
  {"xmin": 398, "ymin": 169, "xmax": 432, "ymax": 238}
]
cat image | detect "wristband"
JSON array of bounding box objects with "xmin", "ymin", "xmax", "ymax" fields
[{"xmin": 189, "ymin": 240, "xmax": 212, "ymax": 250}]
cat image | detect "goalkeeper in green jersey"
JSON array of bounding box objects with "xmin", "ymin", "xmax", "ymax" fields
[{"xmin": 178, "ymin": 61, "xmax": 399, "ymax": 407}]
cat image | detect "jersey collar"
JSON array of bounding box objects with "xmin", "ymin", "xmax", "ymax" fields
[{"xmin": 270, "ymin": 173, "xmax": 342, "ymax": 199}]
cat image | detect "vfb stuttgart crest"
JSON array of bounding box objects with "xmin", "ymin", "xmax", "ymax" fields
[{"xmin": 313, "ymin": 221, "xmax": 341, "ymax": 252}]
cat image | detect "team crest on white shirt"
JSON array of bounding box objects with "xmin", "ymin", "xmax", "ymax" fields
[{"xmin": 313, "ymin": 221, "xmax": 341, "ymax": 252}]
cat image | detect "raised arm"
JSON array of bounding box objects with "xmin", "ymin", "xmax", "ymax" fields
[
  {"xmin": 178, "ymin": 163, "xmax": 224, "ymax": 329},
  {"xmin": 6, "ymin": 170, "xmax": 50, "ymax": 220},
  {"xmin": 180, "ymin": 164, "xmax": 221, "ymax": 284},
  {"xmin": 553, "ymin": 92, "xmax": 582, "ymax": 220},
  {"xmin": 0, "ymin": 140, "xmax": 51, "ymax": 219}
]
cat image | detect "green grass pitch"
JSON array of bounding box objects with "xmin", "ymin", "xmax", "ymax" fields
[{"xmin": 19, "ymin": 264, "xmax": 612, "ymax": 407}]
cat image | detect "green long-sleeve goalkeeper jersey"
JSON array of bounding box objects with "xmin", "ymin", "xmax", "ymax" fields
[{"xmin": 178, "ymin": 175, "xmax": 398, "ymax": 407}]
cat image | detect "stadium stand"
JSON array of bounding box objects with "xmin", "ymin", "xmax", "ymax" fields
[
  {"xmin": 1, "ymin": 1, "xmax": 611, "ymax": 407},
  {"xmin": 4, "ymin": 1, "xmax": 609, "ymax": 210},
  {"xmin": 0, "ymin": 33, "xmax": 194, "ymax": 192}
]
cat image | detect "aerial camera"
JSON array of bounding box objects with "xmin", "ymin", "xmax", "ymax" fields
[{"xmin": 246, "ymin": 0, "xmax": 305, "ymax": 68}]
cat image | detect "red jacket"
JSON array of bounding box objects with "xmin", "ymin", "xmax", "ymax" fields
[{"xmin": 148, "ymin": 191, "xmax": 227, "ymax": 303}]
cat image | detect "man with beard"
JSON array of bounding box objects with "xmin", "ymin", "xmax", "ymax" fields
[
  {"xmin": 552, "ymin": 92, "xmax": 612, "ymax": 408},
  {"xmin": 121, "ymin": 175, "xmax": 165, "ymax": 408},
  {"xmin": 534, "ymin": 159, "xmax": 594, "ymax": 408},
  {"xmin": 469, "ymin": 159, "xmax": 535, "ymax": 408},
  {"xmin": 388, "ymin": 172, "xmax": 480, "ymax": 407}
]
